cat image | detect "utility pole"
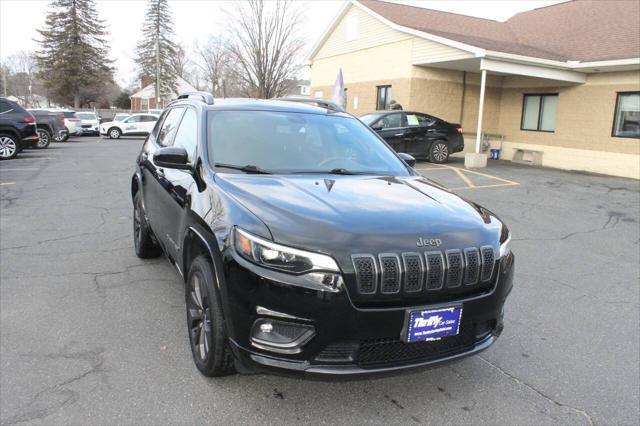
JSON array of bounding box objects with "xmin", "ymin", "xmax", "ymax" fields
[{"xmin": 155, "ymin": 5, "xmax": 160, "ymax": 109}]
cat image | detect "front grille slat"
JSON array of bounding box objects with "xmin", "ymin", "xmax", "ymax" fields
[
  {"xmin": 352, "ymin": 255, "xmax": 377, "ymax": 294},
  {"xmin": 445, "ymin": 249, "xmax": 464, "ymax": 288},
  {"xmin": 464, "ymin": 248, "xmax": 480, "ymax": 285},
  {"xmin": 379, "ymin": 254, "xmax": 401, "ymax": 294},
  {"xmin": 480, "ymin": 246, "xmax": 495, "ymax": 282},
  {"xmin": 402, "ymin": 253, "xmax": 424, "ymax": 293},
  {"xmin": 425, "ymin": 251, "xmax": 445, "ymax": 291}
]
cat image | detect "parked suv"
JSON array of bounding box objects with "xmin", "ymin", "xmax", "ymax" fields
[
  {"xmin": 360, "ymin": 111, "xmax": 464, "ymax": 163},
  {"xmin": 0, "ymin": 97, "xmax": 39, "ymax": 160},
  {"xmin": 131, "ymin": 93, "xmax": 514, "ymax": 378},
  {"xmin": 28, "ymin": 109, "xmax": 68, "ymax": 149},
  {"xmin": 76, "ymin": 111, "xmax": 100, "ymax": 135}
]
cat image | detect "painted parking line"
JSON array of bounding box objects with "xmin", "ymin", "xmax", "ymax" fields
[
  {"xmin": 0, "ymin": 182, "xmax": 16, "ymax": 186},
  {"xmin": 416, "ymin": 163, "xmax": 520, "ymax": 191},
  {"xmin": 0, "ymin": 168, "xmax": 39, "ymax": 172},
  {"xmin": 11, "ymin": 157, "xmax": 57, "ymax": 160}
]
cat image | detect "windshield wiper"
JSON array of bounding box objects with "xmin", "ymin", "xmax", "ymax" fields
[
  {"xmin": 214, "ymin": 163, "xmax": 272, "ymax": 174},
  {"xmin": 291, "ymin": 168, "xmax": 371, "ymax": 175}
]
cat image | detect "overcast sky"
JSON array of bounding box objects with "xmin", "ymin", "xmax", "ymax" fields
[{"xmin": 0, "ymin": 0, "xmax": 562, "ymax": 87}]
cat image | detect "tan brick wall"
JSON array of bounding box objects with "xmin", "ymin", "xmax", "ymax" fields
[{"xmin": 497, "ymin": 71, "xmax": 640, "ymax": 155}]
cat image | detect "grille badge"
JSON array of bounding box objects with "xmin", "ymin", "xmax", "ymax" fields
[{"xmin": 416, "ymin": 237, "xmax": 442, "ymax": 248}]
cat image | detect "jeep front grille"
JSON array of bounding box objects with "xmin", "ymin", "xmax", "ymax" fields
[{"xmin": 352, "ymin": 247, "xmax": 496, "ymax": 299}]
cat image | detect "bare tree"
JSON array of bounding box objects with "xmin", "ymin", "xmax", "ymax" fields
[
  {"xmin": 225, "ymin": 0, "xmax": 305, "ymax": 98},
  {"xmin": 196, "ymin": 36, "xmax": 229, "ymax": 97},
  {"xmin": 4, "ymin": 51, "xmax": 38, "ymax": 105}
]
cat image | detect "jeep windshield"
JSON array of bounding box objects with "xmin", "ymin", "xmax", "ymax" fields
[{"xmin": 207, "ymin": 110, "xmax": 411, "ymax": 176}]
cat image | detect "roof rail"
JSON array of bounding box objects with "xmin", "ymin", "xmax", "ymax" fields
[
  {"xmin": 177, "ymin": 91, "xmax": 215, "ymax": 105},
  {"xmin": 273, "ymin": 97, "xmax": 345, "ymax": 112}
]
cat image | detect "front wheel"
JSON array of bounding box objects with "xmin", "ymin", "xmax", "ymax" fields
[
  {"xmin": 133, "ymin": 192, "xmax": 162, "ymax": 258},
  {"xmin": 186, "ymin": 256, "xmax": 235, "ymax": 377},
  {"xmin": 35, "ymin": 129, "xmax": 51, "ymax": 149},
  {"xmin": 429, "ymin": 140, "xmax": 449, "ymax": 164},
  {"xmin": 0, "ymin": 134, "xmax": 19, "ymax": 160},
  {"xmin": 108, "ymin": 127, "xmax": 121, "ymax": 139}
]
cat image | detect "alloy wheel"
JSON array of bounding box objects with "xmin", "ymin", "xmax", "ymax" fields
[
  {"xmin": 188, "ymin": 274, "xmax": 211, "ymax": 361},
  {"xmin": 36, "ymin": 130, "xmax": 49, "ymax": 148},
  {"xmin": 0, "ymin": 136, "xmax": 17, "ymax": 159},
  {"xmin": 432, "ymin": 143, "xmax": 448, "ymax": 162},
  {"xmin": 109, "ymin": 129, "xmax": 120, "ymax": 139}
]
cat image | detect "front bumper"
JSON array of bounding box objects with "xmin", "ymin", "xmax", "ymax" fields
[{"xmin": 219, "ymin": 250, "xmax": 514, "ymax": 378}]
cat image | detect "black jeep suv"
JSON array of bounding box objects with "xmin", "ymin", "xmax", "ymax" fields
[
  {"xmin": 131, "ymin": 93, "xmax": 514, "ymax": 378},
  {"xmin": 0, "ymin": 97, "xmax": 39, "ymax": 160}
]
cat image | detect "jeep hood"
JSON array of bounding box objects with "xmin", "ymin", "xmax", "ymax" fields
[{"xmin": 215, "ymin": 174, "xmax": 503, "ymax": 258}]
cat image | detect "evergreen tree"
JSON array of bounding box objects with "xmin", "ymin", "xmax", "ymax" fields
[
  {"xmin": 35, "ymin": 0, "xmax": 114, "ymax": 108},
  {"xmin": 135, "ymin": 0, "xmax": 178, "ymax": 103}
]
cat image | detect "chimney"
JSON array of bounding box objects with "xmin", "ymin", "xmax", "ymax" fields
[{"xmin": 141, "ymin": 75, "xmax": 154, "ymax": 88}]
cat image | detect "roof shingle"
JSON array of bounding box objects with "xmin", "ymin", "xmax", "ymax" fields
[{"xmin": 359, "ymin": 0, "xmax": 640, "ymax": 62}]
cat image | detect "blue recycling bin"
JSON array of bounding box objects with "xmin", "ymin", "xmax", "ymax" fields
[{"xmin": 490, "ymin": 148, "xmax": 501, "ymax": 160}]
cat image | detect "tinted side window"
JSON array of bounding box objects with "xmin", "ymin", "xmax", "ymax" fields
[
  {"xmin": 157, "ymin": 108, "xmax": 185, "ymax": 147},
  {"xmin": 141, "ymin": 115, "xmax": 157, "ymax": 122},
  {"xmin": 126, "ymin": 115, "xmax": 142, "ymax": 123},
  {"xmin": 378, "ymin": 113, "xmax": 405, "ymax": 129},
  {"xmin": 173, "ymin": 108, "xmax": 198, "ymax": 161},
  {"xmin": 0, "ymin": 100, "xmax": 12, "ymax": 113}
]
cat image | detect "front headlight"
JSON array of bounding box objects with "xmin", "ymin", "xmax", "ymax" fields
[
  {"xmin": 235, "ymin": 227, "xmax": 339, "ymax": 273},
  {"xmin": 499, "ymin": 227, "xmax": 512, "ymax": 258},
  {"xmin": 234, "ymin": 227, "xmax": 343, "ymax": 292}
]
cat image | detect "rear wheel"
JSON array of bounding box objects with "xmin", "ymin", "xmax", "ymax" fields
[
  {"xmin": 133, "ymin": 192, "xmax": 162, "ymax": 258},
  {"xmin": 186, "ymin": 255, "xmax": 235, "ymax": 377},
  {"xmin": 429, "ymin": 140, "xmax": 449, "ymax": 163},
  {"xmin": 0, "ymin": 134, "xmax": 19, "ymax": 160},
  {"xmin": 35, "ymin": 129, "xmax": 51, "ymax": 149},
  {"xmin": 108, "ymin": 127, "xmax": 121, "ymax": 139}
]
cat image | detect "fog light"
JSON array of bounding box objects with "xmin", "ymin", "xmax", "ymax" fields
[{"xmin": 251, "ymin": 319, "xmax": 315, "ymax": 354}]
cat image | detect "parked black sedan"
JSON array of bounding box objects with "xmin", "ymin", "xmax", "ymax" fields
[{"xmin": 360, "ymin": 111, "xmax": 464, "ymax": 163}]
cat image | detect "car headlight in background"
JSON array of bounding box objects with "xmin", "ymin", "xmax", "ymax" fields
[
  {"xmin": 234, "ymin": 227, "xmax": 343, "ymax": 292},
  {"xmin": 499, "ymin": 226, "xmax": 512, "ymax": 258}
]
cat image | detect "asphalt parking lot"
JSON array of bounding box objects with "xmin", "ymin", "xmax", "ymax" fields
[{"xmin": 1, "ymin": 136, "xmax": 638, "ymax": 425}]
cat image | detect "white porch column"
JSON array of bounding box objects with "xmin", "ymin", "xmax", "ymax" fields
[
  {"xmin": 475, "ymin": 69, "xmax": 487, "ymax": 153},
  {"xmin": 465, "ymin": 68, "xmax": 488, "ymax": 168}
]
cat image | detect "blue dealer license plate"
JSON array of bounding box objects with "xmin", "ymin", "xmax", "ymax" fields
[{"xmin": 405, "ymin": 306, "xmax": 463, "ymax": 343}]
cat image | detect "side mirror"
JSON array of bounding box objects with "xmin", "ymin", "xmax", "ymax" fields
[
  {"xmin": 154, "ymin": 146, "xmax": 191, "ymax": 170},
  {"xmin": 398, "ymin": 152, "xmax": 416, "ymax": 167},
  {"xmin": 371, "ymin": 123, "xmax": 383, "ymax": 131}
]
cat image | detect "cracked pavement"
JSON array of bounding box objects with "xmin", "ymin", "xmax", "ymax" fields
[{"xmin": 1, "ymin": 137, "xmax": 638, "ymax": 425}]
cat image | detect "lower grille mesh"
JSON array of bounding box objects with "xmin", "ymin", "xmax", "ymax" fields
[{"xmin": 356, "ymin": 326, "xmax": 476, "ymax": 368}]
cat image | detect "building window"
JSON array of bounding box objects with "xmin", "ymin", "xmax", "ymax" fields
[
  {"xmin": 346, "ymin": 14, "xmax": 358, "ymax": 41},
  {"xmin": 521, "ymin": 94, "xmax": 558, "ymax": 132},
  {"xmin": 300, "ymin": 85, "xmax": 310, "ymax": 96},
  {"xmin": 314, "ymin": 91, "xmax": 323, "ymax": 99},
  {"xmin": 612, "ymin": 92, "xmax": 640, "ymax": 138},
  {"xmin": 376, "ymin": 85, "xmax": 392, "ymax": 110},
  {"xmin": 141, "ymin": 98, "xmax": 149, "ymax": 111}
]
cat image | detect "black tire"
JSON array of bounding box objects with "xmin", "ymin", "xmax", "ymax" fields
[
  {"xmin": 429, "ymin": 140, "xmax": 450, "ymax": 164},
  {"xmin": 108, "ymin": 127, "xmax": 121, "ymax": 139},
  {"xmin": 0, "ymin": 133, "xmax": 19, "ymax": 160},
  {"xmin": 133, "ymin": 192, "xmax": 162, "ymax": 258},
  {"xmin": 54, "ymin": 132, "xmax": 68, "ymax": 142},
  {"xmin": 186, "ymin": 255, "xmax": 235, "ymax": 377},
  {"xmin": 35, "ymin": 129, "xmax": 51, "ymax": 149}
]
